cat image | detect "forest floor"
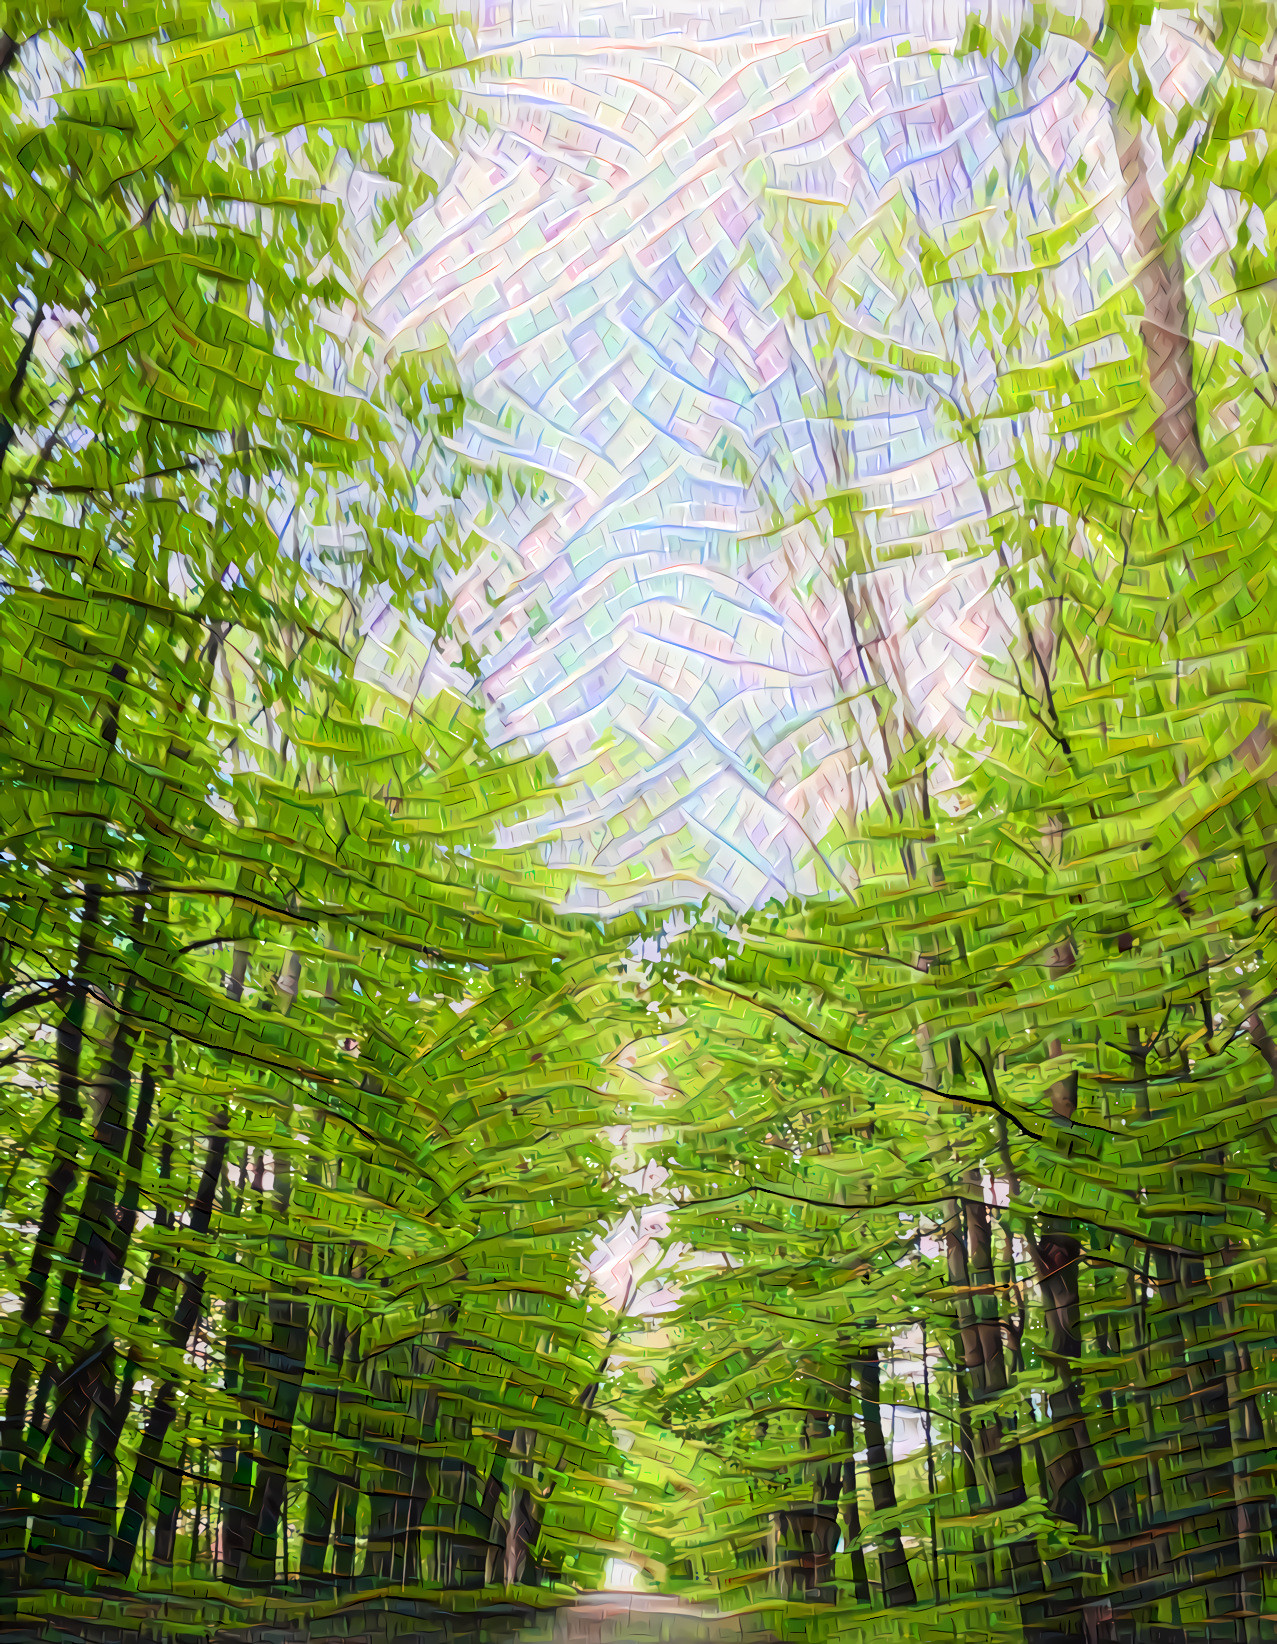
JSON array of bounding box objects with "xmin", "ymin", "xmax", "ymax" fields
[{"xmin": 513, "ymin": 1594, "xmax": 776, "ymax": 1644}]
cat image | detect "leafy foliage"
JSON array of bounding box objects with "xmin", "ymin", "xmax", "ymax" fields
[
  {"xmin": 6, "ymin": 1, "xmax": 1277, "ymax": 1643},
  {"xmin": 623, "ymin": 439, "xmax": 1277, "ymax": 1641},
  {"xmin": 0, "ymin": 3, "xmax": 644, "ymax": 1637},
  {"xmin": 607, "ymin": 7, "xmax": 1277, "ymax": 1641}
]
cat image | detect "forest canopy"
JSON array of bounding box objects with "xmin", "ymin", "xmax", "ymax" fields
[{"xmin": 1, "ymin": 1, "xmax": 1276, "ymax": 1643}]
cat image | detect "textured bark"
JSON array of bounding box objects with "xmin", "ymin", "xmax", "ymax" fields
[
  {"xmin": 1, "ymin": 893, "xmax": 98, "ymax": 1515},
  {"xmin": 1036, "ymin": 1056, "xmax": 1098, "ymax": 1541},
  {"xmin": 853, "ymin": 1343, "xmax": 916, "ymax": 1607},
  {"xmin": 804, "ymin": 1405, "xmax": 841, "ymax": 1603},
  {"xmin": 0, "ymin": 668, "xmax": 129, "ymax": 1578},
  {"xmin": 152, "ymin": 1437, "xmax": 185, "ymax": 1567},
  {"xmin": 112, "ymin": 1002, "xmax": 239, "ymax": 1580},
  {"xmin": 935, "ymin": 1154, "xmax": 1044, "ymax": 1625},
  {"xmin": 330, "ymin": 1245, "xmax": 366, "ymax": 1586},
  {"xmin": 835, "ymin": 1383, "xmax": 870, "ymax": 1605},
  {"xmin": 360, "ymin": 1350, "xmax": 420, "ymax": 1584},
  {"xmin": 238, "ymin": 1138, "xmax": 310, "ymax": 1587},
  {"xmin": 1220, "ymin": 1245, "xmax": 1269, "ymax": 1644},
  {"xmin": 1117, "ymin": 111, "xmax": 1205, "ymax": 475},
  {"xmin": 1037, "ymin": 1230, "xmax": 1089, "ymax": 1529},
  {"xmin": 503, "ymin": 1427, "xmax": 533, "ymax": 1587},
  {"xmin": 299, "ymin": 1281, "xmax": 348, "ymax": 1582},
  {"xmin": 782, "ymin": 1397, "xmax": 841, "ymax": 1602},
  {"xmin": 83, "ymin": 1355, "xmax": 136, "ymax": 1567},
  {"xmin": 1028, "ymin": 1224, "xmax": 1091, "ymax": 1644},
  {"xmin": 330, "ymin": 1483, "xmax": 359, "ymax": 1582},
  {"xmin": 28, "ymin": 898, "xmax": 160, "ymax": 1581},
  {"xmin": 963, "ymin": 1183, "xmax": 1040, "ymax": 1587}
]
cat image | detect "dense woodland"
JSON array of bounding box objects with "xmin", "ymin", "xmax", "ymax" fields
[{"xmin": 2, "ymin": 1, "xmax": 1277, "ymax": 1642}]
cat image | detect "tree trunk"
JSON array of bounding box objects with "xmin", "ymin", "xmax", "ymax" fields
[
  {"xmin": 799, "ymin": 1401, "xmax": 839, "ymax": 1603},
  {"xmin": 299, "ymin": 1295, "xmax": 347, "ymax": 1583},
  {"xmin": 1220, "ymin": 1245, "xmax": 1269, "ymax": 1644},
  {"xmin": 111, "ymin": 1084, "xmax": 234, "ymax": 1578},
  {"xmin": 152, "ymin": 1436, "xmax": 185, "ymax": 1567},
  {"xmin": 0, "ymin": 876, "xmax": 104, "ymax": 1577},
  {"xmin": 238, "ymin": 1137, "xmax": 309, "ymax": 1588},
  {"xmin": 853, "ymin": 1342, "xmax": 915, "ymax": 1607},
  {"xmin": 503, "ymin": 1428, "xmax": 533, "ymax": 1587},
  {"xmin": 836, "ymin": 1411, "xmax": 870, "ymax": 1604},
  {"xmin": 360, "ymin": 1356, "xmax": 411, "ymax": 1583},
  {"xmin": 1037, "ymin": 1055, "xmax": 1094, "ymax": 1535},
  {"xmin": 28, "ymin": 895, "xmax": 160, "ymax": 1585},
  {"xmin": 1117, "ymin": 104, "xmax": 1205, "ymax": 474}
]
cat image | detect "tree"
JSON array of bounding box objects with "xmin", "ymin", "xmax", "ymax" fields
[
  {"xmin": 617, "ymin": 0, "xmax": 1277, "ymax": 1619},
  {"xmin": 0, "ymin": 2, "xmax": 642, "ymax": 1635}
]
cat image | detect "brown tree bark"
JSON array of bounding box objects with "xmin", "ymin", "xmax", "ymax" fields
[
  {"xmin": 853, "ymin": 1342, "xmax": 916, "ymax": 1607},
  {"xmin": 832, "ymin": 1358, "xmax": 871, "ymax": 1605},
  {"xmin": 110, "ymin": 956, "xmax": 244, "ymax": 1580},
  {"xmin": 1, "ymin": 666, "xmax": 131, "ymax": 1582},
  {"xmin": 1117, "ymin": 108, "xmax": 1206, "ymax": 475}
]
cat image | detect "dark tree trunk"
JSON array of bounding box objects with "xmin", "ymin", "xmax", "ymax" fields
[
  {"xmin": 964, "ymin": 1179, "xmax": 1042, "ymax": 1605},
  {"xmin": 111, "ymin": 1381, "xmax": 180, "ymax": 1576},
  {"xmin": 152, "ymin": 1438, "xmax": 186, "ymax": 1567},
  {"xmin": 0, "ymin": 654, "xmax": 129, "ymax": 1593},
  {"xmin": 330, "ymin": 1246, "xmax": 366, "ymax": 1586},
  {"xmin": 112, "ymin": 1080, "xmax": 233, "ymax": 1578},
  {"xmin": 331, "ymin": 1484, "xmax": 359, "ymax": 1583},
  {"xmin": 238, "ymin": 1144, "xmax": 309, "ymax": 1588},
  {"xmin": 0, "ymin": 869, "xmax": 106, "ymax": 1580},
  {"xmin": 853, "ymin": 1343, "xmax": 915, "ymax": 1607},
  {"xmin": 833, "ymin": 1367, "xmax": 870, "ymax": 1605},
  {"xmin": 29, "ymin": 954, "xmax": 159, "ymax": 1582},
  {"xmin": 219, "ymin": 1288, "xmax": 256, "ymax": 1584},
  {"xmin": 84, "ymin": 1356, "xmax": 136, "ymax": 1568},
  {"xmin": 299, "ymin": 1295, "xmax": 347, "ymax": 1583},
  {"xmin": 1038, "ymin": 1058, "xmax": 1093, "ymax": 1534},
  {"xmin": 361, "ymin": 1353, "xmax": 405, "ymax": 1584},
  {"xmin": 801, "ymin": 1403, "xmax": 840, "ymax": 1603}
]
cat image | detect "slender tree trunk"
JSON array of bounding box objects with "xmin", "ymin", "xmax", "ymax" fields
[
  {"xmin": 801, "ymin": 1401, "xmax": 839, "ymax": 1604},
  {"xmin": 239, "ymin": 1140, "xmax": 310, "ymax": 1587},
  {"xmin": 1220, "ymin": 1244, "xmax": 1268, "ymax": 1644},
  {"xmin": 1, "ymin": 838, "xmax": 112, "ymax": 1584},
  {"xmin": 218, "ymin": 1148, "xmax": 248, "ymax": 1583},
  {"xmin": 1029, "ymin": 1212, "xmax": 1091, "ymax": 1644},
  {"xmin": 331, "ymin": 1483, "xmax": 359, "ymax": 1583},
  {"xmin": 299, "ymin": 1288, "xmax": 347, "ymax": 1583},
  {"xmin": 503, "ymin": 1428, "xmax": 533, "ymax": 1587},
  {"xmin": 834, "ymin": 1378, "xmax": 870, "ymax": 1605},
  {"xmin": 152, "ymin": 1435, "xmax": 185, "ymax": 1568},
  {"xmin": 28, "ymin": 888, "xmax": 161, "ymax": 1584},
  {"xmin": 1037, "ymin": 1053, "xmax": 1095, "ymax": 1535},
  {"xmin": 221, "ymin": 1273, "xmax": 260, "ymax": 1582},
  {"xmin": 0, "ymin": 902, "xmax": 99, "ymax": 1529},
  {"xmin": 853, "ymin": 1342, "xmax": 915, "ymax": 1607},
  {"xmin": 190, "ymin": 1460, "xmax": 203, "ymax": 1575},
  {"xmin": 330, "ymin": 1244, "xmax": 366, "ymax": 1586},
  {"xmin": 934, "ymin": 1164, "xmax": 995, "ymax": 1591},
  {"xmin": 360, "ymin": 1356, "xmax": 407, "ymax": 1583},
  {"xmin": 84, "ymin": 1354, "xmax": 135, "ymax": 1567},
  {"xmin": 111, "ymin": 1074, "xmax": 235, "ymax": 1578},
  {"xmin": 1116, "ymin": 101, "xmax": 1206, "ymax": 474}
]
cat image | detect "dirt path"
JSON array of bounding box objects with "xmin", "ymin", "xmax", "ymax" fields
[{"xmin": 514, "ymin": 1594, "xmax": 775, "ymax": 1644}]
